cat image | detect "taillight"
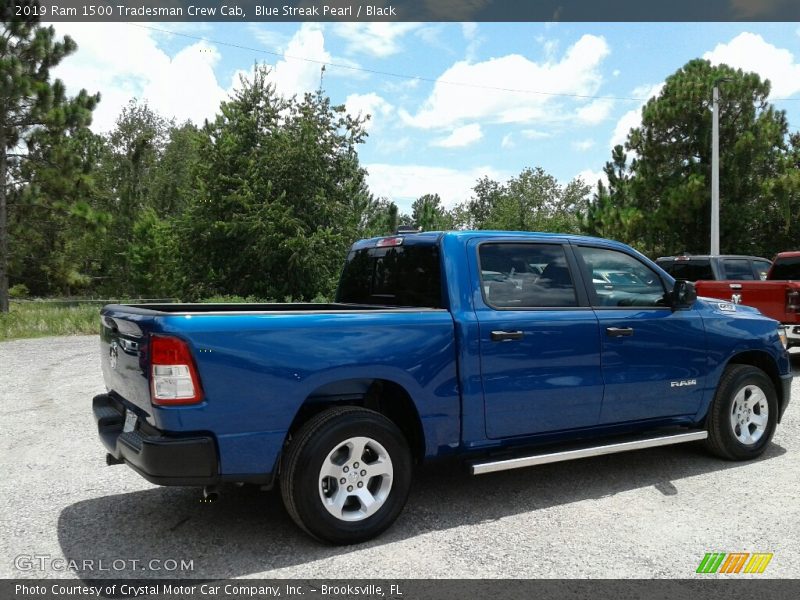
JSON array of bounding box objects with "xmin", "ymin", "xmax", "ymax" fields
[
  {"xmin": 150, "ymin": 335, "xmax": 204, "ymax": 405},
  {"xmin": 787, "ymin": 290, "xmax": 800, "ymax": 313}
]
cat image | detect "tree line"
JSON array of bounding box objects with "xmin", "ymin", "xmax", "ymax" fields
[{"xmin": 2, "ymin": 19, "xmax": 799, "ymax": 310}]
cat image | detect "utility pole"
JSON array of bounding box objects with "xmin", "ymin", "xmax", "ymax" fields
[
  {"xmin": 711, "ymin": 83, "xmax": 720, "ymax": 256},
  {"xmin": 710, "ymin": 77, "xmax": 730, "ymax": 256}
]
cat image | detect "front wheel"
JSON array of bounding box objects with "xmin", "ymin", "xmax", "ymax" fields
[
  {"xmin": 705, "ymin": 364, "xmax": 778, "ymax": 460},
  {"xmin": 280, "ymin": 406, "xmax": 412, "ymax": 544}
]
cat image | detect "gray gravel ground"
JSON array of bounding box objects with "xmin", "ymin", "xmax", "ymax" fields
[{"xmin": 1, "ymin": 335, "xmax": 798, "ymax": 580}]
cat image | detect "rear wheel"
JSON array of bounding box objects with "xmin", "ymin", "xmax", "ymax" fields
[
  {"xmin": 280, "ymin": 406, "xmax": 412, "ymax": 544},
  {"xmin": 705, "ymin": 364, "xmax": 778, "ymax": 460}
]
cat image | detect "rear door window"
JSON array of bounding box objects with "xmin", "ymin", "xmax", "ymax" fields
[
  {"xmin": 478, "ymin": 243, "xmax": 577, "ymax": 308},
  {"xmin": 664, "ymin": 260, "xmax": 714, "ymax": 281},
  {"xmin": 723, "ymin": 259, "xmax": 756, "ymax": 280}
]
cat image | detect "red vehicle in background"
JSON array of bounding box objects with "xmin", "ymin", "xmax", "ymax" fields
[{"xmin": 658, "ymin": 253, "xmax": 800, "ymax": 348}]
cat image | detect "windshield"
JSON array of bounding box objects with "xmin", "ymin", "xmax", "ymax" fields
[
  {"xmin": 770, "ymin": 257, "xmax": 800, "ymax": 280},
  {"xmin": 336, "ymin": 243, "xmax": 443, "ymax": 308}
]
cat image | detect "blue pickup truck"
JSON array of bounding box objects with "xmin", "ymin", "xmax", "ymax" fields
[{"xmin": 94, "ymin": 231, "xmax": 792, "ymax": 544}]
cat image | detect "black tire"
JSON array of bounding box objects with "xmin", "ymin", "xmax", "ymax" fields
[
  {"xmin": 705, "ymin": 364, "xmax": 778, "ymax": 460},
  {"xmin": 280, "ymin": 406, "xmax": 412, "ymax": 544}
]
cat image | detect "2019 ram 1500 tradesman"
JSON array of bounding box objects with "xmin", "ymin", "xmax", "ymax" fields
[{"xmin": 94, "ymin": 231, "xmax": 793, "ymax": 544}]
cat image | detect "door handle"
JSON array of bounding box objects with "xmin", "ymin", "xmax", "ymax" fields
[
  {"xmin": 491, "ymin": 330, "xmax": 524, "ymax": 342},
  {"xmin": 606, "ymin": 327, "xmax": 634, "ymax": 337}
]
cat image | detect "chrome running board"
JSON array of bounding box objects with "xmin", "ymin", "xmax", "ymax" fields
[{"xmin": 471, "ymin": 430, "xmax": 708, "ymax": 475}]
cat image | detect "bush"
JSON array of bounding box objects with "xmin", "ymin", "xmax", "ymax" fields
[{"xmin": 9, "ymin": 284, "xmax": 30, "ymax": 299}]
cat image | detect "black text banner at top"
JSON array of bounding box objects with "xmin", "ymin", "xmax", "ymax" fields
[{"xmin": 8, "ymin": 0, "xmax": 800, "ymax": 22}]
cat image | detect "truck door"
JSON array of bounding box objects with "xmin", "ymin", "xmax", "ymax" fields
[
  {"xmin": 573, "ymin": 244, "xmax": 708, "ymax": 424},
  {"xmin": 471, "ymin": 239, "xmax": 604, "ymax": 439}
]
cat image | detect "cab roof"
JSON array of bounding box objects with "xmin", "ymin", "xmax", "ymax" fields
[{"xmin": 352, "ymin": 230, "xmax": 626, "ymax": 251}]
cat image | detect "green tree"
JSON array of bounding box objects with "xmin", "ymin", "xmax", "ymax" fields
[
  {"xmin": 148, "ymin": 121, "xmax": 202, "ymax": 217},
  {"xmin": 0, "ymin": 15, "xmax": 99, "ymax": 310},
  {"xmin": 96, "ymin": 101, "xmax": 172, "ymax": 293},
  {"xmin": 452, "ymin": 176, "xmax": 505, "ymax": 229},
  {"xmin": 360, "ymin": 198, "xmax": 400, "ymax": 237},
  {"xmin": 178, "ymin": 66, "xmax": 372, "ymax": 301},
  {"xmin": 582, "ymin": 145, "xmax": 642, "ymax": 242},
  {"xmin": 585, "ymin": 59, "xmax": 796, "ymax": 256},
  {"xmin": 453, "ymin": 169, "xmax": 586, "ymax": 233},
  {"xmin": 126, "ymin": 207, "xmax": 180, "ymax": 297},
  {"xmin": 9, "ymin": 126, "xmax": 109, "ymax": 296},
  {"xmin": 411, "ymin": 193, "xmax": 451, "ymax": 231}
]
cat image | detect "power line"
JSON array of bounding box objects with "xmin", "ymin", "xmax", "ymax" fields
[
  {"xmin": 128, "ymin": 23, "xmax": 646, "ymax": 102},
  {"xmin": 129, "ymin": 23, "xmax": 800, "ymax": 103}
]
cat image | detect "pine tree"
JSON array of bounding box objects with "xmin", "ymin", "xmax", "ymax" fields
[{"xmin": 0, "ymin": 14, "xmax": 99, "ymax": 310}]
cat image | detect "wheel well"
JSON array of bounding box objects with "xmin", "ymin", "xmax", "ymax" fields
[
  {"xmin": 726, "ymin": 351, "xmax": 783, "ymax": 405},
  {"xmin": 286, "ymin": 379, "xmax": 426, "ymax": 463}
]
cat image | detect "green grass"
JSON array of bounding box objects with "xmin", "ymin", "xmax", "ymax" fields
[
  {"xmin": 0, "ymin": 302, "xmax": 101, "ymax": 341},
  {"xmin": 0, "ymin": 294, "xmax": 336, "ymax": 341}
]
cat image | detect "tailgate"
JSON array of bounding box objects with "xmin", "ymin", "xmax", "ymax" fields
[{"xmin": 100, "ymin": 307, "xmax": 157, "ymax": 414}]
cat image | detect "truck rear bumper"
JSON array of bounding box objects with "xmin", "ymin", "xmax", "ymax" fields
[{"xmin": 93, "ymin": 394, "xmax": 219, "ymax": 486}]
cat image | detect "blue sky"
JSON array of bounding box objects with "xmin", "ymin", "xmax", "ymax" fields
[{"xmin": 52, "ymin": 22, "xmax": 800, "ymax": 213}]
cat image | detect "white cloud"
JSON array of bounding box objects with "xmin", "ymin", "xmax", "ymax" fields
[
  {"xmin": 432, "ymin": 124, "xmax": 483, "ymax": 148},
  {"xmin": 703, "ymin": 32, "xmax": 800, "ymax": 98},
  {"xmin": 248, "ymin": 25, "xmax": 289, "ymax": 52},
  {"xmin": 540, "ymin": 38, "xmax": 560, "ymax": 61},
  {"xmin": 376, "ymin": 136, "xmax": 412, "ymax": 155},
  {"xmin": 521, "ymin": 129, "xmax": 551, "ymax": 140},
  {"xmin": 400, "ymin": 34, "xmax": 611, "ymax": 130},
  {"xmin": 573, "ymin": 139, "xmax": 595, "ymax": 152},
  {"xmin": 229, "ymin": 23, "xmax": 361, "ymax": 99},
  {"xmin": 576, "ymin": 168, "xmax": 608, "ymax": 190},
  {"xmin": 365, "ymin": 164, "xmax": 509, "ymax": 210},
  {"xmin": 140, "ymin": 43, "xmax": 226, "ymax": 126},
  {"xmin": 501, "ymin": 133, "xmax": 515, "ymax": 149},
  {"xmin": 267, "ymin": 24, "xmax": 331, "ymax": 97},
  {"xmin": 461, "ymin": 22, "xmax": 482, "ymax": 61},
  {"xmin": 576, "ymin": 98, "xmax": 614, "ymax": 125},
  {"xmin": 345, "ymin": 93, "xmax": 394, "ymax": 134},
  {"xmin": 52, "ymin": 23, "xmax": 227, "ymax": 132},
  {"xmin": 54, "ymin": 22, "xmax": 358, "ymax": 134},
  {"xmin": 333, "ymin": 23, "xmax": 421, "ymax": 58},
  {"xmin": 461, "ymin": 22, "xmax": 478, "ymax": 40},
  {"xmin": 609, "ymin": 82, "xmax": 664, "ymax": 148}
]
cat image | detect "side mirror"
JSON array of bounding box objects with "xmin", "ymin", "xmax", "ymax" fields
[{"xmin": 671, "ymin": 280, "xmax": 697, "ymax": 309}]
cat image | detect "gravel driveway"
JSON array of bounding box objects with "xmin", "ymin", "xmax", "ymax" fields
[{"xmin": 1, "ymin": 336, "xmax": 798, "ymax": 579}]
